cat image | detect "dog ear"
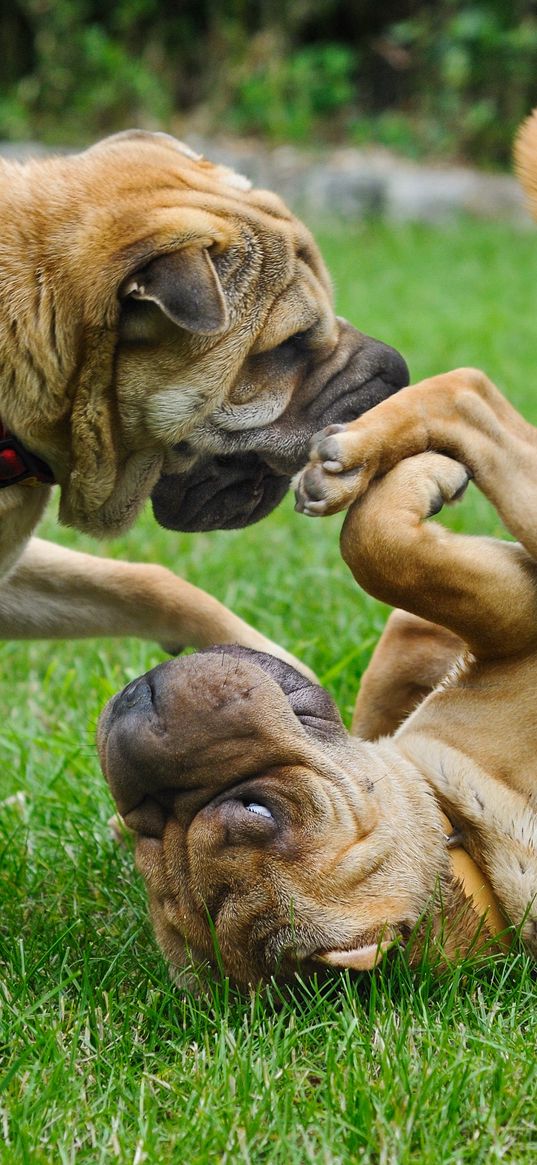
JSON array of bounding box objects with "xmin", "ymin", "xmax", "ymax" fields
[
  {"xmin": 120, "ymin": 247, "xmax": 229, "ymax": 335},
  {"xmin": 314, "ymin": 940, "xmax": 393, "ymax": 971}
]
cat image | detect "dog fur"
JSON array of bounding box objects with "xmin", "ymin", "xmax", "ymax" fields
[{"xmin": 0, "ymin": 129, "xmax": 406, "ymax": 665}]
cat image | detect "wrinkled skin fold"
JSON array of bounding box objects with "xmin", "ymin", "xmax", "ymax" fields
[
  {"xmin": 1, "ymin": 128, "xmax": 408, "ymax": 539},
  {"xmin": 151, "ymin": 453, "xmax": 290, "ymax": 532},
  {"xmin": 151, "ymin": 324, "xmax": 408, "ymax": 531},
  {"xmin": 97, "ymin": 643, "xmax": 475, "ymax": 987}
]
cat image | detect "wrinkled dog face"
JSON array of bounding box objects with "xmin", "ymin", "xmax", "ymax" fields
[
  {"xmin": 74, "ymin": 131, "xmax": 408, "ymax": 532},
  {"xmin": 4, "ymin": 130, "xmax": 407, "ymax": 534},
  {"xmin": 97, "ymin": 647, "xmax": 451, "ymax": 987}
]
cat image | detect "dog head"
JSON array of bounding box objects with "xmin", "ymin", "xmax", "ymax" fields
[
  {"xmin": 97, "ymin": 646, "xmax": 478, "ymax": 987},
  {"xmin": 2, "ymin": 130, "xmax": 407, "ymax": 535}
]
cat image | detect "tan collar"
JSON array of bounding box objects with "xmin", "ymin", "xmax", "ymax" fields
[{"xmin": 439, "ymin": 810, "xmax": 510, "ymax": 945}]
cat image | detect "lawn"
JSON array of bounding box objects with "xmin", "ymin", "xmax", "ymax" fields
[{"xmin": 1, "ymin": 218, "xmax": 536, "ymax": 1163}]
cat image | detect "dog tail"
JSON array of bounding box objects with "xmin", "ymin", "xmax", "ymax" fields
[{"xmin": 514, "ymin": 107, "xmax": 537, "ymax": 219}]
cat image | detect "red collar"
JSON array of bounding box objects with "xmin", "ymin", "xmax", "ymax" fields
[{"xmin": 0, "ymin": 421, "xmax": 56, "ymax": 488}]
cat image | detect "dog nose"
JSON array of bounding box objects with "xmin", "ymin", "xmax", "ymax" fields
[
  {"xmin": 336, "ymin": 317, "xmax": 408, "ymax": 390},
  {"xmin": 113, "ymin": 675, "xmax": 154, "ymax": 717}
]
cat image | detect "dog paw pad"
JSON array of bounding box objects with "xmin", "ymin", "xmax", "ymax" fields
[
  {"xmin": 296, "ymin": 498, "xmax": 330, "ymax": 516},
  {"xmin": 311, "ymin": 432, "xmax": 346, "ymax": 465}
]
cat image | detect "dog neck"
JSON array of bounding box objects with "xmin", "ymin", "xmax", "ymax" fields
[{"xmin": 439, "ymin": 809, "xmax": 509, "ymax": 944}]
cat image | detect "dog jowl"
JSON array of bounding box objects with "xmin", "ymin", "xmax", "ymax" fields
[{"xmin": 0, "ymin": 130, "xmax": 407, "ymax": 538}]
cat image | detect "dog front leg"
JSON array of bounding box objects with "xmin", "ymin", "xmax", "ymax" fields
[
  {"xmin": 296, "ymin": 368, "xmax": 537, "ymax": 558},
  {"xmin": 340, "ymin": 452, "xmax": 537, "ymax": 661},
  {"xmin": 0, "ymin": 537, "xmax": 314, "ymax": 677}
]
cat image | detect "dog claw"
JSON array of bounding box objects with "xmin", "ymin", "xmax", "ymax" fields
[
  {"xmin": 446, "ymin": 828, "xmax": 464, "ymax": 848},
  {"xmin": 320, "ymin": 423, "xmax": 347, "ymax": 437},
  {"xmin": 299, "ymin": 499, "xmax": 328, "ymax": 516},
  {"xmin": 160, "ymin": 642, "xmax": 186, "ymax": 656},
  {"xmin": 322, "ymin": 460, "xmax": 343, "ymax": 473}
]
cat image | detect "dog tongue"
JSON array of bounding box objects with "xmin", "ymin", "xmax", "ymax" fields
[{"xmin": 151, "ymin": 452, "xmax": 290, "ymax": 531}]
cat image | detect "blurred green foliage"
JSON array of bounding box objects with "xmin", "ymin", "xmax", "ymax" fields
[{"xmin": 2, "ymin": 1, "xmax": 537, "ymax": 163}]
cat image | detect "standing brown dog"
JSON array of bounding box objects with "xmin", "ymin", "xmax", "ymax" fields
[{"xmin": 0, "ymin": 130, "xmax": 406, "ymax": 661}]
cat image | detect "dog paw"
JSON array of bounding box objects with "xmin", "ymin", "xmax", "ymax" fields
[
  {"xmin": 420, "ymin": 454, "xmax": 471, "ymax": 516},
  {"xmin": 295, "ymin": 427, "xmax": 471, "ymax": 523},
  {"xmin": 369, "ymin": 453, "xmax": 471, "ymax": 522},
  {"xmin": 294, "ymin": 424, "xmax": 378, "ymax": 517},
  {"xmin": 160, "ymin": 641, "xmax": 186, "ymax": 656}
]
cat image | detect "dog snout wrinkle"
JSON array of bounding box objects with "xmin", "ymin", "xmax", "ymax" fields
[
  {"xmin": 149, "ymin": 323, "xmax": 408, "ymax": 532},
  {"xmin": 199, "ymin": 644, "xmax": 346, "ymax": 739}
]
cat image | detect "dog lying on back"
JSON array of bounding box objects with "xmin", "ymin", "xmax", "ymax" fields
[
  {"xmin": 97, "ymin": 115, "xmax": 537, "ymax": 988},
  {"xmin": 98, "ymin": 398, "xmax": 537, "ymax": 984}
]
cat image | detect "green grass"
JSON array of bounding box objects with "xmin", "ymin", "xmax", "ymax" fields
[{"xmin": 1, "ymin": 218, "xmax": 537, "ymax": 1162}]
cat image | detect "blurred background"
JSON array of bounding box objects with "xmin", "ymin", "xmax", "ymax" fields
[{"xmin": 2, "ymin": 0, "xmax": 537, "ymax": 167}]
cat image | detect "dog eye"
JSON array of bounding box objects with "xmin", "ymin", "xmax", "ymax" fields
[
  {"xmin": 212, "ymin": 797, "xmax": 278, "ymax": 846},
  {"xmin": 289, "ymin": 329, "xmax": 311, "ymax": 347},
  {"xmin": 243, "ymin": 801, "xmax": 273, "ymax": 819},
  {"xmin": 275, "ymin": 329, "xmax": 311, "ymax": 353}
]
